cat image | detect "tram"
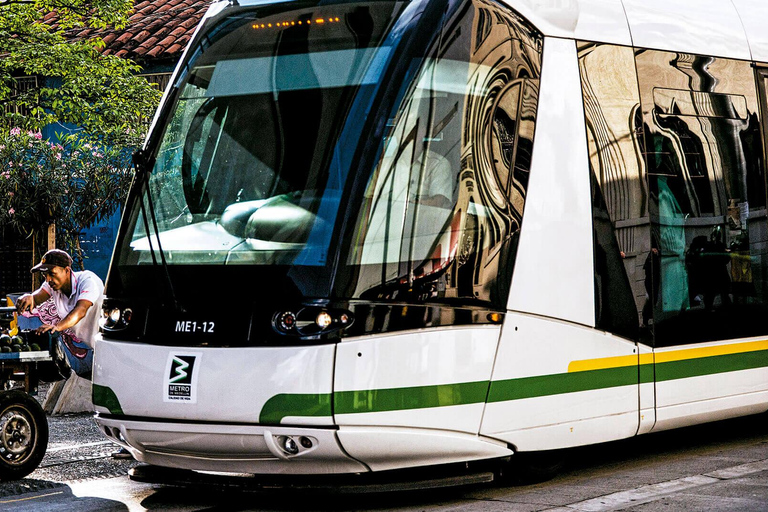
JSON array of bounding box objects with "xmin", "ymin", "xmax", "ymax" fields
[{"xmin": 93, "ymin": 0, "xmax": 768, "ymax": 481}]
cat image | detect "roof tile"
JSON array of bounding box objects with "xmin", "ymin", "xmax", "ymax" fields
[
  {"xmin": 158, "ymin": 36, "xmax": 177, "ymax": 48},
  {"xmin": 166, "ymin": 43, "xmax": 183, "ymax": 54},
  {"xmin": 146, "ymin": 46, "xmax": 165, "ymax": 58},
  {"xmin": 101, "ymin": 33, "xmax": 117, "ymax": 45},
  {"xmin": 138, "ymin": 36, "xmax": 160, "ymax": 50},
  {"xmin": 60, "ymin": 0, "xmax": 212, "ymax": 62}
]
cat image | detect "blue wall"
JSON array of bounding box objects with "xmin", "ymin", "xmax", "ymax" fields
[{"xmin": 78, "ymin": 210, "xmax": 122, "ymax": 281}]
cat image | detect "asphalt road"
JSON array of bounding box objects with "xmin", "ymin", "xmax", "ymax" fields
[{"xmin": 1, "ymin": 407, "xmax": 767, "ymax": 511}]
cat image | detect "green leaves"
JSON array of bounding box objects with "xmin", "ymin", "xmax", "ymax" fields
[
  {"xmin": 0, "ymin": 0, "xmax": 163, "ymax": 266},
  {"xmin": 0, "ymin": 0, "xmax": 162, "ymax": 145},
  {"xmin": 0, "ymin": 129, "xmax": 134, "ymax": 263}
]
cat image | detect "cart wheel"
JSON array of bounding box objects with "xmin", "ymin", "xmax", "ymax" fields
[{"xmin": 0, "ymin": 390, "xmax": 49, "ymax": 480}]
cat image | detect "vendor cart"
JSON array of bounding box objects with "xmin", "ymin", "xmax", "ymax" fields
[{"xmin": 0, "ymin": 306, "xmax": 63, "ymax": 480}]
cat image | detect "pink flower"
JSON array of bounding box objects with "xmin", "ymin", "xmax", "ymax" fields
[
  {"xmin": 8, "ymin": 208, "xmax": 14, "ymax": 215},
  {"xmin": 10, "ymin": 127, "xmax": 21, "ymax": 136}
]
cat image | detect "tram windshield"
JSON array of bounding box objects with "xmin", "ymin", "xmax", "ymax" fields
[
  {"xmin": 118, "ymin": 1, "xmax": 405, "ymax": 269},
  {"xmin": 112, "ymin": 0, "xmax": 543, "ymax": 314}
]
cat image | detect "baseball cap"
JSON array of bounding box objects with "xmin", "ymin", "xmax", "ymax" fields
[{"xmin": 31, "ymin": 249, "xmax": 73, "ymax": 273}]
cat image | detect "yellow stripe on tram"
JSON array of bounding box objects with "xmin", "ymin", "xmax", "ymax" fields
[
  {"xmin": 568, "ymin": 339, "xmax": 768, "ymax": 373},
  {"xmin": 567, "ymin": 353, "xmax": 650, "ymax": 373},
  {"xmin": 654, "ymin": 339, "xmax": 768, "ymax": 364}
]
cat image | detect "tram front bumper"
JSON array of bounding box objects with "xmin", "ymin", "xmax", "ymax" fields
[{"xmin": 95, "ymin": 414, "xmax": 368, "ymax": 474}]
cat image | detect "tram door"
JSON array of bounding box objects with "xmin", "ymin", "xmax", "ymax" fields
[{"xmin": 637, "ymin": 50, "xmax": 768, "ymax": 430}]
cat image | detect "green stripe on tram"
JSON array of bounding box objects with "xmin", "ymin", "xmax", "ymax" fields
[
  {"xmin": 260, "ymin": 393, "xmax": 333, "ymax": 425},
  {"xmin": 486, "ymin": 365, "xmax": 640, "ymax": 402},
  {"xmin": 92, "ymin": 384, "xmax": 124, "ymax": 415},
  {"xmin": 655, "ymin": 349, "xmax": 768, "ymax": 382},
  {"xmin": 258, "ymin": 348, "xmax": 768, "ymax": 424},
  {"xmin": 334, "ymin": 381, "xmax": 490, "ymax": 414}
]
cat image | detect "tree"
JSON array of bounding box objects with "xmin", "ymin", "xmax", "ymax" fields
[
  {"xmin": 0, "ymin": 128, "xmax": 134, "ymax": 270},
  {"xmin": 0, "ymin": 0, "xmax": 161, "ymax": 145},
  {"xmin": 0, "ymin": 0, "xmax": 162, "ymax": 276}
]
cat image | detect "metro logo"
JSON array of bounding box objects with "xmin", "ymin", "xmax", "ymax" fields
[
  {"xmin": 169, "ymin": 356, "xmax": 195, "ymax": 384},
  {"xmin": 164, "ymin": 353, "xmax": 201, "ymax": 403}
]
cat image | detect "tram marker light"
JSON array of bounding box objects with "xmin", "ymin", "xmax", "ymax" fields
[
  {"xmin": 487, "ymin": 312, "xmax": 503, "ymax": 324},
  {"xmin": 276, "ymin": 311, "xmax": 297, "ymax": 332}
]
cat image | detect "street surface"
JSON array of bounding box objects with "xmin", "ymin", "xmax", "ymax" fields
[{"xmin": 0, "ymin": 399, "xmax": 766, "ymax": 511}]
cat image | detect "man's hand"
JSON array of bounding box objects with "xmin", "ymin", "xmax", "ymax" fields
[
  {"xmin": 16, "ymin": 294, "xmax": 36, "ymax": 314},
  {"xmin": 36, "ymin": 324, "xmax": 58, "ymax": 334}
]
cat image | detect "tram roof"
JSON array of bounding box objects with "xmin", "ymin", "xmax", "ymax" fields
[
  {"xmin": 208, "ymin": 0, "xmax": 768, "ymax": 63},
  {"xmin": 505, "ymin": 0, "xmax": 768, "ymax": 62}
]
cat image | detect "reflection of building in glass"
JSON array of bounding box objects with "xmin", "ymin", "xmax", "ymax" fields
[
  {"xmin": 579, "ymin": 42, "xmax": 649, "ymax": 337},
  {"xmin": 350, "ymin": 0, "xmax": 542, "ymax": 309},
  {"xmin": 581, "ymin": 42, "xmax": 768, "ymax": 346}
]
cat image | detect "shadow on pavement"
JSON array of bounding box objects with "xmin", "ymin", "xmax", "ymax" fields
[{"xmin": 0, "ymin": 479, "xmax": 129, "ymax": 512}]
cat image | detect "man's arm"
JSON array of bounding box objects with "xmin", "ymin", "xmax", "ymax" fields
[
  {"xmin": 16, "ymin": 288, "xmax": 51, "ymax": 314},
  {"xmin": 36, "ymin": 299, "xmax": 93, "ymax": 334}
]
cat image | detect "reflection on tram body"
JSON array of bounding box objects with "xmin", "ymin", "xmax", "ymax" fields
[{"xmin": 583, "ymin": 43, "xmax": 768, "ymax": 346}]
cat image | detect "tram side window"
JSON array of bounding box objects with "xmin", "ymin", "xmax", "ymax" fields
[
  {"xmin": 347, "ymin": 0, "xmax": 543, "ymax": 308},
  {"xmin": 636, "ymin": 50, "xmax": 768, "ymax": 346},
  {"xmin": 578, "ymin": 42, "xmax": 649, "ymax": 342}
]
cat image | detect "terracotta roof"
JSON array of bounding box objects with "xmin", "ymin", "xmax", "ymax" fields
[{"xmin": 69, "ymin": 0, "xmax": 213, "ymax": 62}]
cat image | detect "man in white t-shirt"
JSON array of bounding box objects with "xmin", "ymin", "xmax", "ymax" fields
[
  {"xmin": 14, "ymin": 249, "xmax": 121, "ymax": 453},
  {"xmin": 16, "ymin": 249, "xmax": 104, "ymax": 350}
]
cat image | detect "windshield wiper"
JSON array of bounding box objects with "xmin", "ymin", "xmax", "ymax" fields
[{"xmin": 133, "ymin": 150, "xmax": 186, "ymax": 313}]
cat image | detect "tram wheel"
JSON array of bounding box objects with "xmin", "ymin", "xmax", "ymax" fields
[{"xmin": 0, "ymin": 390, "xmax": 49, "ymax": 481}]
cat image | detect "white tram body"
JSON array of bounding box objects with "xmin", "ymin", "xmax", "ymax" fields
[{"xmin": 94, "ymin": 0, "xmax": 768, "ymax": 476}]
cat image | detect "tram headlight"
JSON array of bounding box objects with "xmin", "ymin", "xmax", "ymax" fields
[
  {"xmin": 282, "ymin": 436, "xmax": 299, "ymax": 455},
  {"xmin": 273, "ymin": 306, "xmax": 354, "ymax": 337},
  {"xmin": 315, "ymin": 311, "xmax": 332, "ymax": 329},
  {"xmin": 100, "ymin": 302, "xmax": 134, "ymax": 331}
]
